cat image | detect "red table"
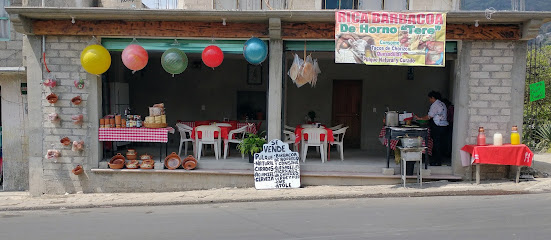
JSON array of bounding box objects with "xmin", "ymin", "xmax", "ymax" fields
[{"xmin": 460, "ymin": 144, "xmax": 533, "ymax": 183}]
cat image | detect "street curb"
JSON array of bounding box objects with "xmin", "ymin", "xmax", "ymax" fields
[{"xmin": 0, "ymin": 189, "xmax": 543, "ymax": 212}]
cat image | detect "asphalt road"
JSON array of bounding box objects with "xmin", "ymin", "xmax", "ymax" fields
[{"xmin": 1, "ymin": 193, "xmax": 551, "ymax": 240}]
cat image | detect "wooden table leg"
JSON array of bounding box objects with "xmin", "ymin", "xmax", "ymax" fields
[{"xmin": 476, "ymin": 164, "xmax": 480, "ymax": 185}]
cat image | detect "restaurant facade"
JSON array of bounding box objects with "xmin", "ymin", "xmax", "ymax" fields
[{"xmin": 3, "ymin": 1, "xmax": 551, "ymax": 195}]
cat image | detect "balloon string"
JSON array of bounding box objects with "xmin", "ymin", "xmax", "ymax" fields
[{"xmin": 43, "ymin": 52, "xmax": 51, "ymax": 73}]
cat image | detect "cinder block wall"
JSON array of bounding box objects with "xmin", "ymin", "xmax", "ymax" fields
[
  {"xmin": 0, "ymin": 28, "xmax": 23, "ymax": 67},
  {"xmin": 30, "ymin": 36, "xmax": 100, "ymax": 194},
  {"xmin": 456, "ymin": 41, "xmax": 527, "ymax": 180}
]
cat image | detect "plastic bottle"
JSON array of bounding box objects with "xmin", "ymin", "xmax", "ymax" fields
[
  {"xmin": 477, "ymin": 127, "xmax": 486, "ymax": 146},
  {"xmin": 511, "ymin": 125, "xmax": 520, "ymax": 145},
  {"xmin": 493, "ymin": 132, "xmax": 503, "ymax": 146}
]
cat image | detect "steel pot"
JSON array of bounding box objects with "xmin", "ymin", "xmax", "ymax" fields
[{"xmin": 385, "ymin": 111, "xmax": 399, "ymax": 127}]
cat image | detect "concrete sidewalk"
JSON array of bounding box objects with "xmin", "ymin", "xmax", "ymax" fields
[
  {"xmin": 2, "ymin": 153, "xmax": 551, "ymax": 212},
  {"xmin": 2, "ymin": 178, "xmax": 551, "ymax": 212}
]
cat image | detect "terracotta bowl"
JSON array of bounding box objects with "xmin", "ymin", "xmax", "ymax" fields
[
  {"xmin": 183, "ymin": 155, "xmax": 198, "ymax": 170},
  {"xmin": 60, "ymin": 137, "xmax": 71, "ymax": 146},
  {"xmin": 46, "ymin": 93, "xmax": 58, "ymax": 104},
  {"xmin": 72, "ymin": 165, "xmax": 84, "ymax": 175},
  {"xmin": 164, "ymin": 152, "xmax": 181, "ymax": 170},
  {"xmin": 109, "ymin": 153, "xmax": 126, "ymax": 169},
  {"xmin": 71, "ymin": 96, "xmax": 82, "ymax": 105}
]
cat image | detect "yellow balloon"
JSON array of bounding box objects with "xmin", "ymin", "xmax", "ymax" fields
[{"xmin": 80, "ymin": 44, "xmax": 111, "ymax": 75}]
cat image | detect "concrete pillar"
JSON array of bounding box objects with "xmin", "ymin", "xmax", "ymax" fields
[
  {"xmin": 23, "ymin": 35, "xmax": 45, "ymax": 196},
  {"xmin": 267, "ymin": 18, "xmax": 282, "ymax": 141},
  {"xmin": 452, "ymin": 41, "xmax": 470, "ymax": 177}
]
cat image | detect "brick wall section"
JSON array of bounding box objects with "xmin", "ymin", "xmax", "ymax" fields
[
  {"xmin": 468, "ymin": 41, "xmax": 515, "ymax": 144},
  {"xmin": 41, "ymin": 36, "xmax": 90, "ymax": 194},
  {"xmin": 466, "ymin": 41, "xmax": 521, "ymax": 180},
  {"xmin": 0, "ymin": 28, "xmax": 24, "ymax": 68}
]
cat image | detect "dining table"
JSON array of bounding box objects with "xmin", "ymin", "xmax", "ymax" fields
[
  {"xmin": 98, "ymin": 127, "xmax": 175, "ymax": 161},
  {"xmin": 294, "ymin": 125, "xmax": 335, "ymax": 160},
  {"xmin": 460, "ymin": 144, "xmax": 533, "ymax": 184}
]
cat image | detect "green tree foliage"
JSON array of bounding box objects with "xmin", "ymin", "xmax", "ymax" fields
[{"xmin": 524, "ymin": 45, "xmax": 551, "ymax": 150}]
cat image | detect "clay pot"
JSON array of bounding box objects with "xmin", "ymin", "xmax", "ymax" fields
[
  {"xmin": 140, "ymin": 159, "xmax": 154, "ymax": 169},
  {"xmin": 126, "ymin": 160, "xmax": 140, "ymax": 169},
  {"xmin": 126, "ymin": 149, "xmax": 137, "ymax": 160},
  {"xmin": 109, "ymin": 153, "xmax": 126, "ymax": 169},
  {"xmin": 72, "ymin": 165, "xmax": 84, "ymax": 175},
  {"xmin": 164, "ymin": 152, "xmax": 181, "ymax": 170},
  {"xmin": 71, "ymin": 96, "xmax": 82, "ymax": 105},
  {"xmin": 140, "ymin": 153, "xmax": 153, "ymax": 161},
  {"xmin": 182, "ymin": 155, "xmax": 198, "ymax": 170},
  {"xmin": 60, "ymin": 137, "xmax": 71, "ymax": 146},
  {"xmin": 46, "ymin": 93, "xmax": 58, "ymax": 104}
]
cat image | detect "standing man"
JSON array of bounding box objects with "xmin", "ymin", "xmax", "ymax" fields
[{"xmin": 414, "ymin": 91, "xmax": 449, "ymax": 166}]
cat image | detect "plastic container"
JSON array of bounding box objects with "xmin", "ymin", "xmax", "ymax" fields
[
  {"xmin": 511, "ymin": 126, "xmax": 520, "ymax": 145},
  {"xmin": 493, "ymin": 133, "xmax": 503, "ymax": 146},
  {"xmin": 477, "ymin": 127, "xmax": 486, "ymax": 146}
]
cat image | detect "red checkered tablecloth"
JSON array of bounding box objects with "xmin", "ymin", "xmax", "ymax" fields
[
  {"xmin": 99, "ymin": 127, "xmax": 175, "ymax": 143},
  {"xmin": 378, "ymin": 127, "xmax": 433, "ymax": 155}
]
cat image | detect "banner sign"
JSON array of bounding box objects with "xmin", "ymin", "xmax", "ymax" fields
[
  {"xmin": 254, "ymin": 139, "xmax": 300, "ymax": 190},
  {"xmin": 335, "ymin": 11, "xmax": 446, "ymax": 67},
  {"xmin": 530, "ymin": 81, "xmax": 545, "ymax": 102}
]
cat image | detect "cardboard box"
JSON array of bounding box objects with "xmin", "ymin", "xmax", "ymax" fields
[
  {"xmin": 399, "ymin": 112, "xmax": 413, "ymax": 121},
  {"xmin": 100, "ymin": 0, "xmax": 142, "ymax": 8}
]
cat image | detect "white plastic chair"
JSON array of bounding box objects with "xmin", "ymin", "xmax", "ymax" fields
[
  {"xmin": 195, "ymin": 125, "xmax": 221, "ymax": 160},
  {"xmin": 283, "ymin": 130, "xmax": 298, "ymax": 152},
  {"xmin": 224, "ymin": 125, "xmax": 248, "ymax": 159},
  {"xmin": 284, "ymin": 125, "xmax": 295, "ymax": 131},
  {"xmin": 215, "ymin": 123, "xmax": 232, "ymax": 127},
  {"xmin": 176, "ymin": 123, "xmax": 195, "ymax": 157},
  {"xmin": 331, "ymin": 126, "xmax": 349, "ymax": 161},
  {"xmin": 328, "ymin": 124, "xmax": 344, "ymax": 131},
  {"xmin": 301, "ymin": 128, "xmax": 328, "ymax": 163}
]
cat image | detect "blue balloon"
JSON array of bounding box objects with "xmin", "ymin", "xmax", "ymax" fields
[{"xmin": 243, "ymin": 37, "xmax": 268, "ymax": 65}]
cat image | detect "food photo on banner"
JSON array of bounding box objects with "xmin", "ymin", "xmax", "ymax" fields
[{"xmin": 335, "ymin": 11, "xmax": 446, "ymax": 67}]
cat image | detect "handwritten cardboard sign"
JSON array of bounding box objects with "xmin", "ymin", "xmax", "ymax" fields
[
  {"xmin": 530, "ymin": 81, "xmax": 545, "ymax": 102},
  {"xmin": 254, "ymin": 139, "xmax": 301, "ymax": 190}
]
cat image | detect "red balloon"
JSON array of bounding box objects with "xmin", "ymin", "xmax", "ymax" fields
[
  {"xmin": 122, "ymin": 44, "xmax": 148, "ymax": 71},
  {"xmin": 202, "ymin": 45, "xmax": 224, "ymax": 68}
]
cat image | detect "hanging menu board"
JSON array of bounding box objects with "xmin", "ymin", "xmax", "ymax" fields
[{"xmin": 254, "ymin": 139, "xmax": 301, "ymax": 190}]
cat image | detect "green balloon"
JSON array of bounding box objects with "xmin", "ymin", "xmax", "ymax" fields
[{"xmin": 161, "ymin": 48, "xmax": 188, "ymax": 75}]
